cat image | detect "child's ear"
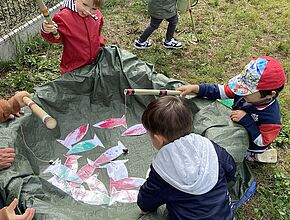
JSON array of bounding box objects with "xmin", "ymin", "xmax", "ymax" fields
[
  {"xmin": 153, "ymin": 134, "xmax": 167, "ymax": 149},
  {"xmin": 269, "ymin": 91, "xmax": 276, "ymax": 98}
]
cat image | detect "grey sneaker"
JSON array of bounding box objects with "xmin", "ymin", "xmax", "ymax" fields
[
  {"xmin": 134, "ymin": 39, "xmax": 152, "ymax": 49},
  {"xmin": 163, "ymin": 38, "xmax": 182, "ymax": 49}
]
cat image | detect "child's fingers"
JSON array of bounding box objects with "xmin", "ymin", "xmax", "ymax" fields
[
  {"xmin": 0, "ymin": 162, "xmax": 12, "ymax": 169},
  {"xmin": 43, "ymin": 20, "xmax": 56, "ymax": 26},
  {"xmin": 0, "ymin": 157, "xmax": 15, "ymax": 163},
  {"xmin": 230, "ymin": 113, "xmax": 236, "ymax": 120},
  {"xmin": 0, "ymin": 148, "xmax": 15, "ymax": 153},
  {"xmin": 177, "ymin": 85, "xmax": 199, "ymax": 96},
  {"xmin": 43, "ymin": 22, "xmax": 58, "ymax": 32},
  {"xmin": 8, "ymin": 114, "xmax": 15, "ymax": 120},
  {"xmin": 19, "ymin": 108, "xmax": 24, "ymax": 114},
  {"xmin": 7, "ymin": 198, "xmax": 18, "ymax": 212},
  {"xmin": 19, "ymin": 208, "xmax": 36, "ymax": 220},
  {"xmin": 180, "ymin": 91, "xmax": 187, "ymax": 97},
  {"xmin": 176, "ymin": 86, "xmax": 187, "ymax": 92},
  {"xmin": 44, "ymin": 24, "xmax": 56, "ymax": 30},
  {"xmin": 176, "ymin": 87, "xmax": 189, "ymax": 96},
  {"xmin": 230, "ymin": 115, "xmax": 238, "ymax": 122}
]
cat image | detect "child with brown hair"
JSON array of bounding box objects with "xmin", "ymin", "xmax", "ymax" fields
[
  {"xmin": 41, "ymin": 0, "xmax": 106, "ymax": 75},
  {"xmin": 138, "ymin": 96, "xmax": 236, "ymax": 220}
]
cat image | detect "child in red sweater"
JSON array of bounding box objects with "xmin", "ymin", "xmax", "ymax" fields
[{"xmin": 41, "ymin": 0, "xmax": 106, "ymax": 74}]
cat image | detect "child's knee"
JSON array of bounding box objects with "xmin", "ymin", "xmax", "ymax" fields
[
  {"xmin": 149, "ymin": 22, "xmax": 161, "ymax": 30},
  {"xmin": 168, "ymin": 15, "xmax": 178, "ymax": 26}
]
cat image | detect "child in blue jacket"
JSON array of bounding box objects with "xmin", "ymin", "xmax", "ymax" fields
[
  {"xmin": 177, "ymin": 56, "xmax": 286, "ymax": 162},
  {"xmin": 138, "ymin": 96, "xmax": 236, "ymax": 220}
]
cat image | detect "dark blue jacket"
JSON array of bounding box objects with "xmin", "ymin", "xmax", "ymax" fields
[{"xmin": 137, "ymin": 141, "xmax": 236, "ymax": 220}]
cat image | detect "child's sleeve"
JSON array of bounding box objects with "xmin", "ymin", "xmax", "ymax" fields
[
  {"xmin": 239, "ymin": 114, "xmax": 282, "ymax": 147},
  {"xmin": 212, "ymin": 142, "xmax": 236, "ymax": 182},
  {"xmin": 137, "ymin": 166, "xmax": 167, "ymax": 212},
  {"xmin": 0, "ymin": 97, "xmax": 21, "ymax": 123},
  {"xmin": 40, "ymin": 13, "xmax": 64, "ymax": 44},
  {"xmin": 198, "ymin": 83, "xmax": 235, "ymax": 100}
]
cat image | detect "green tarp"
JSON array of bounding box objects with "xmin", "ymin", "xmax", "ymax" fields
[{"xmin": 0, "ymin": 46, "xmax": 255, "ymax": 219}]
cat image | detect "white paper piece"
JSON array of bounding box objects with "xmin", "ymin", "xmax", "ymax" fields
[
  {"xmin": 57, "ymin": 124, "xmax": 89, "ymax": 149},
  {"xmin": 47, "ymin": 176, "xmax": 73, "ymax": 195},
  {"xmin": 85, "ymin": 174, "xmax": 108, "ymax": 195},
  {"xmin": 72, "ymin": 186, "xmax": 110, "ymax": 206},
  {"xmin": 93, "ymin": 141, "xmax": 127, "ymax": 166},
  {"xmin": 105, "ymin": 160, "xmax": 129, "ymax": 181},
  {"xmin": 77, "ymin": 159, "xmax": 98, "ymax": 182},
  {"xmin": 66, "ymin": 134, "xmax": 105, "ymax": 154},
  {"xmin": 110, "ymin": 177, "xmax": 146, "ymax": 192},
  {"xmin": 121, "ymin": 124, "xmax": 147, "ymax": 136},
  {"xmin": 109, "ymin": 189, "xmax": 139, "ymax": 206},
  {"xmin": 64, "ymin": 154, "xmax": 82, "ymax": 173},
  {"xmin": 43, "ymin": 158, "xmax": 82, "ymax": 183}
]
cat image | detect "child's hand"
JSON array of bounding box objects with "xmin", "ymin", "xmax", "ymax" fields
[
  {"xmin": 7, "ymin": 109, "xmax": 24, "ymax": 120},
  {"xmin": 0, "ymin": 148, "xmax": 15, "ymax": 169},
  {"xmin": 14, "ymin": 91, "xmax": 31, "ymax": 107},
  {"xmin": 4, "ymin": 198, "xmax": 35, "ymax": 220},
  {"xmin": 42, "ymin": 21, "xmax": 57, "ymax": 33},
  {"xmin": 230, "ymin": 110, "xmax": 246, "ymax": 122},
  {"xmin": 177, "ymin": 85, "xmax": 200, "ymax": 96}
]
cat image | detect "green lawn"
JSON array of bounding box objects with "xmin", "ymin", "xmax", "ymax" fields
[{"xmin": 0, "ymin": 0, "xmax": 289, "ymax": 219}]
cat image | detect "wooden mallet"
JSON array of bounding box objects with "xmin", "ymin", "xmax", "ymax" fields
[{"xmin": 23, "ymin": 97, "xmax": 57, "ymax": 129}]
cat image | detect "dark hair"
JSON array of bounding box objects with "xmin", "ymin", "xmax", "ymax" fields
[
  {"xmin": 142, "ymin": 96, "xmax": 192, "ymax": 143},
  {"xmin": 259, "ymin": 85, "xmax": 284, "ymax": 98}
]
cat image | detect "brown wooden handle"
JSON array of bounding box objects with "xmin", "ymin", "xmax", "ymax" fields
[{"xmin": 23, "ymin": 97, "xmax": 57, "ymax": 129}]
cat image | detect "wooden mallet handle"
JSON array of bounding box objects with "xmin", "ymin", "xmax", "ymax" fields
[
  {"xmin": 23, "ymin": 97, "xmax": 57, "ymax": 129},
  {"xmin": 124, "ymin": 89, "xmax": 182, "ymax": 96},
  {"xmin": 36, "ymin": 0, "xmax": 60, "ymax": 39}
]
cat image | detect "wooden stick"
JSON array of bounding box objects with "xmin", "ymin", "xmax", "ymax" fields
[
  {"xmin": 124, "ymin": 89, "xmax": 187, "ymax": 96},
  {"xmin": 23, "ymin": 97, "xmax": 57, "ymax": 129},
  {"xmin": 36, "ymin": 0, "xmax": 60, "ymax": 39}
]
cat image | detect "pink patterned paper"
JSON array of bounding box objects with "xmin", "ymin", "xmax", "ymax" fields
[
  {"xmin": 121, "ymin": 124, "xmax": 147, "ymax": 136},
  {"xmin": 64, "ymin": 154, "xmax": 82, "ymax": 173},
  {"xmin": 93, "ymin": 115, "xmax": 127, "ymax": 129},
  {"xmin": 57, "ymin": 124, "xmax": 89, "ymax": 149},
  {"xmin": 110, "ymin": 177, "xmax": 145, "ymax": 192},
  {"xmin": 93, "ymin": 141, "xmax": 127, "ymax": 167}
]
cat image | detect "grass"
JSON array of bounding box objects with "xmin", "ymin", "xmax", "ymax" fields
[{"xmin": 0, "ymin": 0, "xmax": 289, "ymax": 219}]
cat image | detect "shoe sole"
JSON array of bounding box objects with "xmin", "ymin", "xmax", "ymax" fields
[
  {"xmin": 163, "ymin": 45, "xmax": 182, "ymax": 49},
  {"xmin": 256, "ymin": 149, "xmax": 277, "ymax": 163},
  {"xmin": 134, "ymin": 45, "xmax": 152, "ymax": 50}
]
